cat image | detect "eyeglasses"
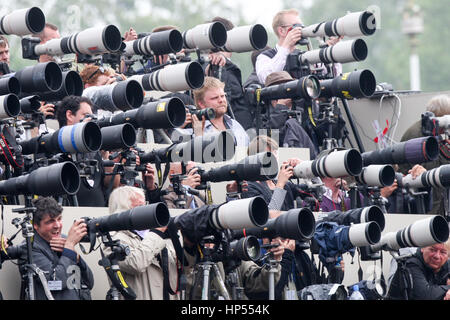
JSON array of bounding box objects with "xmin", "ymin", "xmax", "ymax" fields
[{"xmin": 86, "ymin": 66, "xmax": 106, "ymax": 81}]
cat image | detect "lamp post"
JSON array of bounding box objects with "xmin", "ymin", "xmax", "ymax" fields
[{"xmin": 402, "ymin": 0, "xmax": 424, "ymax": 91}]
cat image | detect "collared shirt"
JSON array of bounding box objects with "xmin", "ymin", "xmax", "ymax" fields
[
  {"xmin": 134, "ymin": 229, "xmax": 149, "ymax": 239},
  {"xmin": 172, "ymin": 115, "xmax": 249, "ymax": 147},
  {"xmin": 204, "ymin": 114, "xmax": 249, "ymax": 147}
]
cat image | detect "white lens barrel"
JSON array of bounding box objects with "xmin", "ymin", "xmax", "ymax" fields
[
  {"xmin": 211, "ymin": 197, "xmax": 268, "ymax": 230},
  {"xmin": 68, "ymin": 25, "xmax": 122, "ymax": 55},
  {"xmin": 293, "ymin": 160, "xmax": 316, "ymax": 179},
  {"xmin": 302, "ymin": 11, "xmax": 376, "ymax": 38},
  {"xmin": 0, "ymin": 7, "xmax": 45, "ymax": 36},
  {"xmin": 371, "ymin": 216, "xmax": 449, "ymax": 252},
  {"xmin": 34, "ymin": 38, "xmax": 64, "ymax": 56},
  {"xmin": 403, "ymin": 216, "xmax": 449, "ymax": 248},
  {"xmin": 359, "ymin": 205, "xmax": 385, "ymax": 231},
  {"xmin": 315, "ymin": 149, "xmax": 363, "ymax": 178},
  {"xmin": 336, "ymin": 11, "xmax": 377, "ymax": 37},
  {"xmin": 301, "ymin": 39, "xmax": 367, "ymax": 65},
  {"xmin": 183, "ymin": 22, "xmax": 227, "ymax": 50},
  {"xmin": 34, "ymin": 25, "xmax": 122, "ymax": 56},
  {"xmin": 427, "ymin": 165, "xmax": 450, "ymax": 188},
  {"xmin": 400, "ymin": 172, "xmax": 426, "ymax": 189},
  {"xmin": 131, "ymin": 61, "xmax": 204, "ymax": 92},
  {"xmin": 222, "ymin": 24, "xmax": 268, "ymax": 53},
  {"xmin": 348, "ymin": 222, "xmax": 381, "ymax": 247},
  {"xmin": 356, "ymin": 165, "xmax": 395, "ymax": 187}
]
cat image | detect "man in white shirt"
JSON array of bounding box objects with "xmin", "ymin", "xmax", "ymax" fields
[
  {"xmin": 255, "ymin": 9, "xmax": 304, "ymax": 85},
  {"xmin": 256, "ymin": 9, "xmax": 343, "ymax": 85}
]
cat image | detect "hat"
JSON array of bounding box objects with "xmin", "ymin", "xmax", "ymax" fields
[{"xmin": 265, "ymin": 71, "xmax": 294, "ymax": 87}]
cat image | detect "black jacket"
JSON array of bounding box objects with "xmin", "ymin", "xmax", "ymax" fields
[
  {"xmin": 19, "ymin": 233, "xmax": 94, "ymax": 300},
  {"xmin": 243, "ymin": 180, "xmax": 303, "ymax": 211},
  {"xmin": 388, "ymin": 248, "xmax": 450, "ymax": 300}
]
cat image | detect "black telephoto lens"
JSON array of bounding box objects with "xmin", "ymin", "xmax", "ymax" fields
[
  {"xmin": 97, "ymin": 97, "xmax": 186, "ymax": 129},
  {"xmin": 7, "ymin": 62, "xmax": 63, "ymax": 97},
  {"xmin": 90, "ymin": 203, "xmax": 170, "ymax": 234},
  {"xmin": 38, "ymin": 70, "xmax": 83, "ymax": 101},
  {"xmin": 0, "ymin": 162, "xmax": 80, "ymax": 196},
  {"xmin": 319, "ymin": 69, "xmax": 376, "ymax": 100},
  {"xmin": 362, "ymin": 137, "xmax": 439, "ymax": 166}
]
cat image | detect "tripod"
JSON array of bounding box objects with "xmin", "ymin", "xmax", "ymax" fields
[
  {"xmin": 385, "ymin": 250, "xmax": 414, "ymax": 300},
  {"xmin": 10, "ymin": 204, "xmax": 54, "ymax": 300},
  {"xmin": 191, "ymin": 236, "xmax": 231, "ymax": 300},
  {"xmin": 259, "ymin": 243, "xmax": 281, "ymax": 300},
  {"xmin": 98, "ymin": 232, "xmax": 136, "ymax": 300}
]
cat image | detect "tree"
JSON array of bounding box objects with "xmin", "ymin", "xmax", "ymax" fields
[{"xmin": 281, "ymin": 0, "xmax": 450, "ymax": 92}]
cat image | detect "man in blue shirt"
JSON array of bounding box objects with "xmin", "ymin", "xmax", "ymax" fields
[{"xmin": 192, "ymin": 76, "xmax": 249, "ymax": 147}]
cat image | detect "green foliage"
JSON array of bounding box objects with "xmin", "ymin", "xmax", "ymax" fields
[
  {"xmin": 282, "ymin": 0, "xmax": 450, "ymax": 92},
  {"xmin": 2, "ymin": 0, "xmax": 448, "ymax": 92}
]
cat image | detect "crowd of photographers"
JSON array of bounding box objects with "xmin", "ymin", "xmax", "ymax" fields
[{"xmin": 0, "ymin": 6, "xmax": 449, "ymax": 301}]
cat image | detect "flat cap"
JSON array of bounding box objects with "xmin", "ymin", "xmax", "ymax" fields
[{"xmin": 265, "ymin": 71, "xmax": 294, "ymax": 87}]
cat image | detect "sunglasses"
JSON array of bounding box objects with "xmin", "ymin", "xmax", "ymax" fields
[{"xmin": 86, "ymin": 66, "xmax": 106, "ymax": 81}]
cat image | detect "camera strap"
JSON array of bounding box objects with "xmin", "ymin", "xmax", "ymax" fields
[
  {"xmin": 0, "ymin": 128, "xmax": 23, "ymax": 169},
  {"xmin": 165, "ymin": 221, "xmax": 190, "ymax": 297},
  {"xmin": 157, "ymin": 247, "xmax": 176, "ymax": 300}
]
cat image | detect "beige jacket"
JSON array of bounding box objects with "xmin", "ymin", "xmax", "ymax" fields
[{"xmin": 103, "ymin": 230, "xmax": 179, "ymax": 300}]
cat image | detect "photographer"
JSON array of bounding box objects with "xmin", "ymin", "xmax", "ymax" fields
[
  {"xmin": 162, "ymin": 161, "xmax": 206, "ymax": 209},
  {"xmin": 388, "ymin": 239, "xmax": 450, "ymax": 300},
  {"xmin": 255, "ymin": 9, "xmax": 303, "ymax": 85},
  {"xmin": 262, "ymin": 71, "xmax": 319, "ymax": 158},
  {"xmin": 191, "ymin": 76, "xmax": 249, "ymax": 147},
  {"xmin": 31, "ymin": 22, "xmax": 60, "ymax": 63},
  {"xmin": 381, "ymin": 164, "xmax": 433, "ymax": 214},
  {"xmin": 255, "ymin": 9, "xmax": 343, "ymax": 85},
  {"xmin": 22, "ymin": 197, "xmax": 94, "ymax": 300},
  {"xmin": 204, "ymin": 17, "xmax": 251, "ymax": 130},
  {"xmin": 242, "ymin": 135, "xmax": 307, "ymax": 211},
  {"xmin": 55, "ymin": 95, "xmax": 119, "ymax": 206},
  {"xmin": 320, "ymin": 177, "xmax": 359, "ymax": 212},
  {"xmin": 399, "ymin": 94, "xmax": 450, "ymax": 215},
  {"xmin": 0, "ymin": 35, "xmax": 11, "ymax": 75},
  {"xmin": 103, "ymin": 186, "xmax": 180, "ymax": 300},
  {"xmin": 80, "ymin": 64, "xmax": 121, "ymax": 89}
]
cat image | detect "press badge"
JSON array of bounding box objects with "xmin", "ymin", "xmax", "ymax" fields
[{"xmin": 48, "ymin": 280, "xmax": 63, "ymax": 291}]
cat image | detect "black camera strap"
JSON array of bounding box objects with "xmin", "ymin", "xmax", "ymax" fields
[
  {"xmin": 149, "ymin": 229, "xmax": 178, "ymax": 299},
  {"xmin": 164, "ymin": 221, "xmax": 190, "ymax": 298}
]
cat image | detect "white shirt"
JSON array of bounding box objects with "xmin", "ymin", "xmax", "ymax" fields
[
  {"xmin": 255, "ymin": 44, "xmax": 290, "ymax": 85},
  {"xmin": 255, "ymin": 44, "xmax": 344, "ymax": 86}
]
